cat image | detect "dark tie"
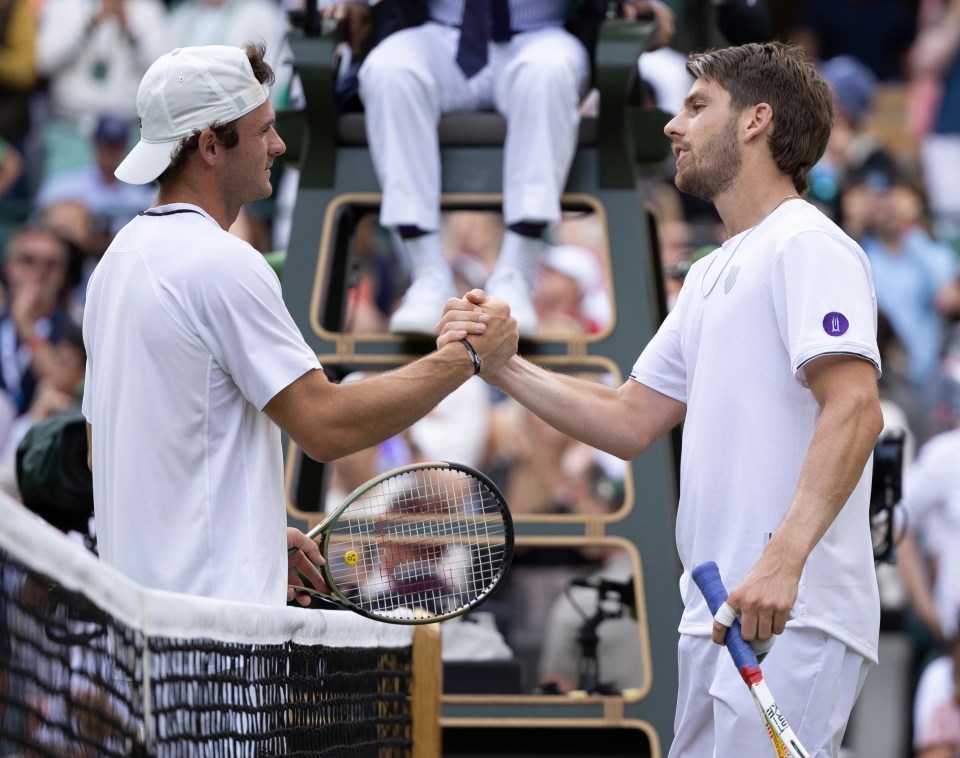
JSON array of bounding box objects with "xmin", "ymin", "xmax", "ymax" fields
[{"xmin": 456, "ymin": 0, "xmax": 511, "ymax": 79}]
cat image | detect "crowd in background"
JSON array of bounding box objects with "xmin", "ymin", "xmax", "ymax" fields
[{"xmin": 2, "ymin": 1, "xmax": 960, "ymax": 756}]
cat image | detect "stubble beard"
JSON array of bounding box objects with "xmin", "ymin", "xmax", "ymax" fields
[
  {"xmin": 225, "ymin": 169, "xmax": 274, "ymax": 212},
  {"xmin": 674, "ymin": 116, "xmax": 742, "ymax": 203}
]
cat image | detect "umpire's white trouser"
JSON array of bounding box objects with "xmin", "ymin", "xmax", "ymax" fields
[
  {"xmin": 669, "ymin": 627, "xmax": 871, "ymax": 758},
  {"xmin": 357, "ymin": 21, "xmax": 589, "ymax": 232}
]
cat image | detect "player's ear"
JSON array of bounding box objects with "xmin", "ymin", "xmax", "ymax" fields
[
  {"xmin": 743, "ymin": 102, "xmax": 773, "ymax": 143},
  {"xmin": 197, "ymin": 128, "xmax": 220, "ymax": 166}
]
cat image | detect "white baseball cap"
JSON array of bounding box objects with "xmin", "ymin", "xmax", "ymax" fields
[{"xmin": 116, "ymin": 45, "xmax": 270, "ymax": 185}]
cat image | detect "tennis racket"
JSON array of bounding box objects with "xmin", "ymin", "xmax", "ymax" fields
[
  {"xmin": 290, "ymin": 461, "xmax": 514, "ymax": 625},
  {"xmin": 692, "ymin": 561, "xmax": 812, "ymax": 758}
]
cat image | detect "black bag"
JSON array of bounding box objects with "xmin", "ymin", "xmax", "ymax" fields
[{"xmin": 16, "ymin": 413, "xmax": 94, "ymax": 534}]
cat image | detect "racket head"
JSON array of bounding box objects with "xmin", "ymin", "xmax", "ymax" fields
[{"xmin": 318, "ymin": 461, "xmax": 514, "ymax": 625}]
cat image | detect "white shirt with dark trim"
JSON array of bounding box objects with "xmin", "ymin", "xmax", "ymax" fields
[
  {"xmin": 82, "ymin": 204, "xmax": 321, "ymax": 607},
  {"xmin": 631, "ymin": 198, "xmax": 882, "ymax": 662}
]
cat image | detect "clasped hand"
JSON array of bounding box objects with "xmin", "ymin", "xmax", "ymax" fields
[{"xmin": 436, "ymin": 289, "xmax": 519, "ymax": 377}]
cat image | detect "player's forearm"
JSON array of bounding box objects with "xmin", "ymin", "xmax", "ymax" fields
[
  {"xmin": 492, "ymin": 357, "xmax": 619, "ymax": 454},
  {"xmin": 491, "ymin": 356, "xmax": 674, "ymax": 460},
  {"xmin": 301, "ymin": 343, "xmax": 476, "ymax": 461}
]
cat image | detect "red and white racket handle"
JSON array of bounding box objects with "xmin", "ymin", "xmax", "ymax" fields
[{"xmin": 692, "ymin": 561, "xmax": 761, "ymax": 678}]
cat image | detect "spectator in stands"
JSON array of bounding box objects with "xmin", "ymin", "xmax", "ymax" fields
[
  {"xmin": 169, "ymin": 0, "xmax": 288, "ymax": 67},
  {"xmin": 81, "ymin": 43, "xmax": 518, "ymax": 609},
  {"xmin": 0, "ymin": 136, "xmax": 22, "ymax": 198},
  {"xmin": 807, "ymin": 55, "xmax": 891, "ymax": 222},
  {"xmin": 0, "ymin": 320, "xmax": 85, "ymax": 500},
  {"xmin": 169, "ymin": 0, "xmax": 292, "ymax": 102},
  {"xmin": 0, "ymin": 223, "xmax": 76, "ymax": 421},
  {"xmin": 34, "ymin": 0, "xmax": 170, "ymax": 179},
  {"xmin": 36, "ymin": 114, "xmax": 157, "ymax": 237},
  {"xmin": 0, "ymin": 0, "xmax": 36, "ymax": 194},
  {"xmin": 27, "ymin": 322, "xmax": 85, "ymax": 427},
  {"xmin": 855, "ymin": 166, "xmax": 960, "ymax": 438},
  {"xmin": 876, "ymin": 309, "xmax": 920, "ymax": 466},
  {"xmin": 488, "ymin": 376, "xmax": 621, "ymax": 520},
  {"xmin": 351, "ymin": 0, "xmax": 675, "ymax": 337},
  {"xmin": 913, "ymin": 630, "xmax": 960, "ymax": 758},
  {"xmin": 38, "ymin": 200, "xmax": 111, "ymax": 324},
  {"xmin": 897, "ymin": 383, "xmax": 960, "ymax": 652},
  {"xmin": 440, "ymin": 211, "xmax": 507, "ymax": 297},
  {"xmin": 790, "ymin": 0, "xmax": 917, "ymax": 82},
  {"xmin": 534, "ymin": 243, "xmax": 608, "ymax": 335},
  {"xmin": 909, "ymin": 0, "xmax": 960, "ymax": 245}
]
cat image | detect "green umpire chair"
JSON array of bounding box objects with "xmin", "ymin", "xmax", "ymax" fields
[{"xmin": 279, "ymin": 13, "xmax": 682, "ymax": 757}]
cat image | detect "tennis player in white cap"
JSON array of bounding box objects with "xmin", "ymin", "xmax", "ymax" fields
[{"xmin": 82, "ymin": 42, "xmax": 518, "ymax": 609}]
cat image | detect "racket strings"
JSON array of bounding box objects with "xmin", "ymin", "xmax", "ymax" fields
[{"xmin": 325, "ymin": 468, "xmax": 509, "ymax": 620}]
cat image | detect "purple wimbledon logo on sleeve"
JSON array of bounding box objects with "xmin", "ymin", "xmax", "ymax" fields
[{"xmin": 823, "ymin": 312, "xmax": 849, "ymax": 336}]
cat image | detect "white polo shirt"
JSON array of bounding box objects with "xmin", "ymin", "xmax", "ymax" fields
[
  {"xmin": 82, "ymin": 204, "xmax": 321, "ymax": 607},
  {"xmin": 631, "ymin": 199, "xmax": 882, "ymax": 662}
]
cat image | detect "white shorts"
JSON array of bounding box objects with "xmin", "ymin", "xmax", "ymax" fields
[{"xmin": 669, "ymin": 628, "xmax": 871, "ymax": 758}]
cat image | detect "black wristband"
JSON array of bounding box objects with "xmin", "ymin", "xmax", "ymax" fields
[{"xmin": 461, "ymin": 339, "xmax": 482, "ymax": 375}]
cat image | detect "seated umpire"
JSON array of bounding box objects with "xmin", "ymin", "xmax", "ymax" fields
[{"xmin": 345, "ymin": 0, "xmax": 676, "ymax": 337}]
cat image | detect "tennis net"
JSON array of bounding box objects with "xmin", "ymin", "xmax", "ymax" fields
[{"xmin": 0, "ymin": 493, "xmax": 420, "ymax": 757}]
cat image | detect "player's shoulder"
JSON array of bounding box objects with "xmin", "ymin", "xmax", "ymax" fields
[
  {"xmin": 119, "ymin": 206, "xmax": 270, "ymax": 282},
  {"xmin": 150, "ymin": 206, "xmax": 262, "ymax": 264},
  {"xmin": 778, "ymin": 199, "xmax": 851, "ymax": 241},
  {"xmin": 774, "ymin": 200, "xmax": 865, "ymax": 260}
]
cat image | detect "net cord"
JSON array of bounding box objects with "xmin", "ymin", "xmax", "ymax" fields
[{"xmin": 0, "ymin": 492, "xmax": 411, "ymax": 646}]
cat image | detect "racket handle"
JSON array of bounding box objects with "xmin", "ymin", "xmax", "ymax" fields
[{"xmin": 692, "ymin": 561, "xmax": 760, "ymax": 673}]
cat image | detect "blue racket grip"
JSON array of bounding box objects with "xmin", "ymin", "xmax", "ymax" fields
[{"xmin": 691, "ymin": 561, "xmax": 760, "ymax": 673}]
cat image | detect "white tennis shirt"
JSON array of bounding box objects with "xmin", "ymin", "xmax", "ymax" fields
[
  {"xmin": 631, "ymin": 199, "xmax": 883, "ymax": 662},
  {"xmin": 82, "ymin": 204, "xmax": 321, "ymax": 606}
]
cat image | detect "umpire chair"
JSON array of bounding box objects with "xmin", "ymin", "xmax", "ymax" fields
[{"xmin": 278, "ymin": 6, "xmax": 681, "ymax": 756}]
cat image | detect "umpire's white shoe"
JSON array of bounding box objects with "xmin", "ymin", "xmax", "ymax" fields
[
  {"xmin": 485, "ymin": 268, "xmax": 538, "ymax": 337},
  {"xmin": 389, "ymin": 268, "xmax": 457, "ymax": 336}
]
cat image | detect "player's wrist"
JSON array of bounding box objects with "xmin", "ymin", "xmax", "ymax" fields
[
  {"xmin": 460, "ymin": 338, "xmax": 482, "ymax": 375},
  {"xmin": 762, "ymin": 531, "xmax": 808, "ymax": 574},
  {"xmin": 439, "ymin": 339, "xmax": 482, "ymax": 378},
  {"xmin": 483, "ymin": 353, "xmax": 519, "ymax": 390}
]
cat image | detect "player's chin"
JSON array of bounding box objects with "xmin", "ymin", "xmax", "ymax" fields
[{"xmin": 249, "ymin": 177, "xmax": 273, "ymax": 201}]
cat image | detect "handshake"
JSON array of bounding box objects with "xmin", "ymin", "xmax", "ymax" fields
[{"xmin": 433, "ymin": 289, "xmax": 521, "ymax": 379}]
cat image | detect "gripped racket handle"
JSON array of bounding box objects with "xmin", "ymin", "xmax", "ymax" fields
[{"xmin": 692, "ymin": 561, "xmax": 760, "ymax": 673}]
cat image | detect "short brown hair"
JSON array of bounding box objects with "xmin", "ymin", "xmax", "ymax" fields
[
  {"xmin": 157, "ymin": 42, "xmax": 276, "ymax": 187},
  {"xmin": 686, "ymin": 42, "xmax": 833, "ymax": 195}
]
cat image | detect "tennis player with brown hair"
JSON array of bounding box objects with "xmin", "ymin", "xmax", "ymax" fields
[
  {"xmin": 82, "ymin": 43, "xmax": 518, "ymax": 609},
  {"xmin": 440, "ymin": 41, "xmax": 884, "ymax": 756}
]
